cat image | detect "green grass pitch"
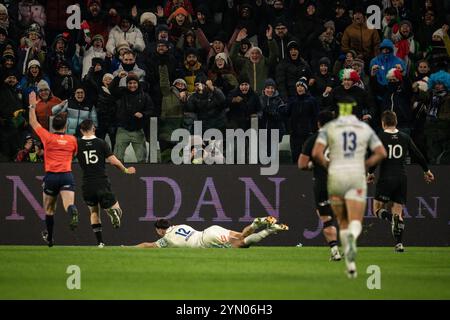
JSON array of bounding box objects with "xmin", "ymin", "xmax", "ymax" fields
[{"xmin": 1, "ymin": 246, "xmax": 449, "ymax": 300}]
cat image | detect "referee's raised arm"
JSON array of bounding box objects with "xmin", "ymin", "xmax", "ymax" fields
[{"xmin": 28, "ymin": 91, "xmax": 41, "ymax": 130}]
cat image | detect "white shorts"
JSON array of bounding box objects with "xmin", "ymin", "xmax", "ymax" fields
[
  {"xmin": 201, "ymin": 226, "xmax": 232, "ymax": 248},
  {"xmin": 327, "ymin": 172, "xmax": 367, "ymax": 203}
]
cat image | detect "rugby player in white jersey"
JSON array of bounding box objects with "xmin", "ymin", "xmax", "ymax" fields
[
  {"xmin": 134, "ymin": 217, "xmax": 288, "ymax": 248},
  {"xmin": 312, "ymin": 97, "xmax": 387, "ymax": 278}
]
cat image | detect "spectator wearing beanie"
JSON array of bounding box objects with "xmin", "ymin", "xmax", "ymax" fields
[
  {"xmin": 52, "ymin": 85, "xmax": 98, "ymax": 137},
  {"xmin": 310, "ymin": 57, "xmax": 338, "ymax": 109},
  {"xmin": 83, "ymin": 0, "xmax": 119, "ymax": 46},
  {"xmin": 1, "ymin": 48, "xmax": 18, "ymax": 74},
  {"xmin": 208, "ymin": 52, "xmax": 238, "ymax": 97},
  {"xmin": 230, "ymin": 26, "xmax": 278, "ymax": 95},
  {"xmin": 341, "ymin": 6, "xmax": 381, "ymax": 63},
  {"xmin": 275, "ymin": 40, "xmax": 312, "ymax": 99},
  {"xmin": 260, "ymin": 78, "xmax": 288, "ymax": 148},
  {"xmin": 309, "ymin": 20, "xmax": 340, "ymax": 72},
  {"xmin": 139, "ymin": 12, "xmax": 158, "ymax": 50},
  {"xmin": 426, "ymin": 28, "xmax": 450, "ymax": 73},
  {"xmin": 286, "ymin": 76, "xmax": 319, "ymax": 164},
  {"xmin": 327, "ymin": 68, "xmax": 375, "ymax": 123},
  {"xmin": 292, "ymin": 0, "xmax": 324, "ymax": 57},
  {"xmin": 163, "ymin": 0, "xmax": 195, "ymax": 18},
  {"xmin": 19, "ymin": 59, "xmax": 51, "ymax": 106},
  {"xmin": 18, "ymin": 23, "xmax": 46, "ymax": 74},
  {"xmin": 34, "ymin": 80, "xmax": 62, "ymax": 131},
  {"xmin": 391, "ymin": 20, "xmax": 419, "ymax": 76},
  {"xmin": 111, "ymin": 73, "xmax": 155, "ymax": 162},
  {"xmin": 185, "ymin": 74, "xmax": 227, "ymax": 134},
  {"xmin": 351, "ymin": 57, "xmax": 369, "ymax": 90},
  {"xmin": 272, "ymin": 19, "xmax": 299, "ymax": 63},
  {"xmin": 83, "ymin": 57, "xmax": 107, "ymax": 101},
  {"xmin": 46, "ymin": 33, "xmax": 73, "ymax": 80},
  {"xmin": 106, "ymin": 15, "xmax": 145, "ymax": 56},
  {"xmin": 82, "ymin": 34, "xmax": 106, "ymax": 79},
  {"xmin": 167, "ymin": 6, "xmax": 193, "ymax": 44},
  {"xmin": 159, "ymin": 64, "xmax": 188, "ymax": 163},
  {"xmin": 226, "ymin": 74, "xmax": 261, "ymax": 130}
]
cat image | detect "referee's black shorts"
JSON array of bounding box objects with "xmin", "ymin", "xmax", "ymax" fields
[
  {"xmin": 375, "ymin": 175, "xmax": 407, "ymax": 205},
  {"xmin": 313, "ymin": 177, "xmax": 332, "ymax": 216},
  {"xmin": 42, "ymin": 172, "xmax": 75, "ymax": 196},
  {"xmin": 82, "ymin": 181, "xmax": 117, "ymax": 209}
]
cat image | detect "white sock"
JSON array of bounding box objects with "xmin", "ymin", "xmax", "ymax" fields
[
  {"xmin": 348, "ymin": 220, "xmax": 362, "ymax": 240},
  {"xmin": 244, "ymin": 228, "xmax": 274, "ymax": 246},
  {"xmin": 339, "ymin": 229, "xmax": 350, "ymax": 251}
]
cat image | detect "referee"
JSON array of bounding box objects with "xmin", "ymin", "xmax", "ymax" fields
[{"xmin": 28, "ymin": 91, "xmax": 79, "ymax": 247}]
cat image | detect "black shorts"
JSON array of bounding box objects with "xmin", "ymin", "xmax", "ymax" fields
[
  {"xmin": 375, "ymin": 175, "xmax": 407, "ymax": 205},
  {"xmin": 313, "ymin": 177, "xmax": 332, "ymax": 216},
  {"xmin": 42, "ymin": 172, "xmax": 75, "ymax": 196},
  {"xmin": 82, "ymin": 182, "xmax": 117, "ymax": 209}
]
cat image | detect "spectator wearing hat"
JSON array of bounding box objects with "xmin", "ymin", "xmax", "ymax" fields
[
  {"xmin": 140, "ymin": 12, "xmax": 158, "ymax": 50},
  {"xmin": 327, "ymin": 68, "xmax": 375, "ymax": 123},
  {"xmin": 106, "ymin": 15, "xmax": 145, "ymax": 56},
  {"xmin": 370, "ymin": 39, "xmax": 406, "ymax": 98},
  {"xmin": 260, "ymin": 78, "xmax": 288, "ymax": 150},
  {"xmin": 380, "ymin": 68, "xmax": 414, "ymax": 135},
  {"xmin": 426, "ymin": 28, "xmax": 450, "ymax": 73},
  {"xmin": 176, "ymin": 28, "xmax": 208, "ymax": 64},
  {"xmin": 46, "ymin": 33, "xmax": 74, "ymax": 80},
  {"xmin": 163, "ymin": 0, "xmax": 194, "ymax": 18},
  {"xmin": 111, "ymin": 73, "xmax": 155, "ymax": 163},
  {"xmin": 231, "ymin": 25, "xmax": 278, "ymax": 96},
  {"xmin": 310, "ymin": 57, "xmax": 338, "ymax": 109},
  {"xmin": 226, "ymin": 74, "xmax": 261, "ymax": 130},
  {"xmin": 81, "ymin": 34, "xmax": 106, "ymax": 79},
  {"xmin": 52, "ymin": 85, "xmax": 98, "ymax": 137},
  {"xmin": 286, "ymin": 76, "xmax": 319, "ymax": 164},
  {"xmin": 0, "ymin": 69, "xmax": 24, "ymax": 161},
  {"xmin": 159, "ymin": 64, "xmax": 188, "ymax": 163},
  {"xmin": 263, "ymin": 0, "xmax": 291, "ymax": 29},
  {"xmin": 82, "ymin": 57, "xmax": 107, "ymax": 101},
  {"xmin": 206, "ymin": 31, "xmax": 232, "ymax": 71},
  {"xmin": 113, "ymin": 50, "xmax": 146, "ymax": 89},
  {"xmin": 15, "ymin": 134, "xmax": 44, "ymax": 162},
  {"xmin": 167, "ymin": 6, "xmax": 193, "ymax": 44},
  {"xmin": 275, "ymin": 40, "xmax": 312, "ymax": 99},
  {"xmin": 309, "ymin": 20, "xmax": 340, "ymax": 72},
  {"xmin": 208, "ymin": 52, "xmax": 238, "ymax": 97},
  {"xmin": 19, "ymin": 59, "xmax": 50, "ymax": 106},
  {"xmin": 18, "ymin": 23, "xmax": 47, "ymax": 75},
  {"xmin": 391, "ymin": 20, "xmax": 419, "ymax": 76},
  {"xmin": 180, "ymin": 48, "xmax": 206, "ymax": 94},
  {"xmin": 341, "ymin": 6, "xmax": 381, "ymax": 63},
  {"xmin": 185, "ymin": 74, "xmax": 227, "ymax": 134},
  {"xmin": 94, "ymin": 73, "xmax": 117, "ymax": 150},
  {"xmin": 52, "ymin": 60, "xmax": 81, "ymax": 101},
  {"xmin": 1, "ymin": 48, "xmax": 18, "ymax": 75},
  {"xmin": 0, "ymin": 25, "xmax": 17, "ymax": 59},
  {"xmin": 142, "ymin": 24, "xmax": 176, "ymax": 62},
  {"xmin": 34, "ymin": 79, "xmax": 62, "ymax": 131},
  {"xmin": 351, "ymin": 57, "xmax": 369, "ymax": 90}
]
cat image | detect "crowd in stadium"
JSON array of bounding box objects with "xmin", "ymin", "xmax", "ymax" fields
[{"xmin": 0, "ymin": 0, "xmax": 449, "ymax": 165}]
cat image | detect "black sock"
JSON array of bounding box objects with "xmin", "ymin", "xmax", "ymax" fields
[
  {"xmin": 377, "ymin": 208, "xmax": 393, "ymax": 221},
  {"xmin": 45, "ymin": 215, "xmax": 54, "ymax": 242},
  {"xmin": 394, "ymin": 220, "xmax": 405, "ymax": 244},
  {"xmin": 91, "ymin": 223, "xmax": 103, "ymax": 244},
  {"xmin": 328, "ymin": 240, "xmax": 338, "ymax": 248}
]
